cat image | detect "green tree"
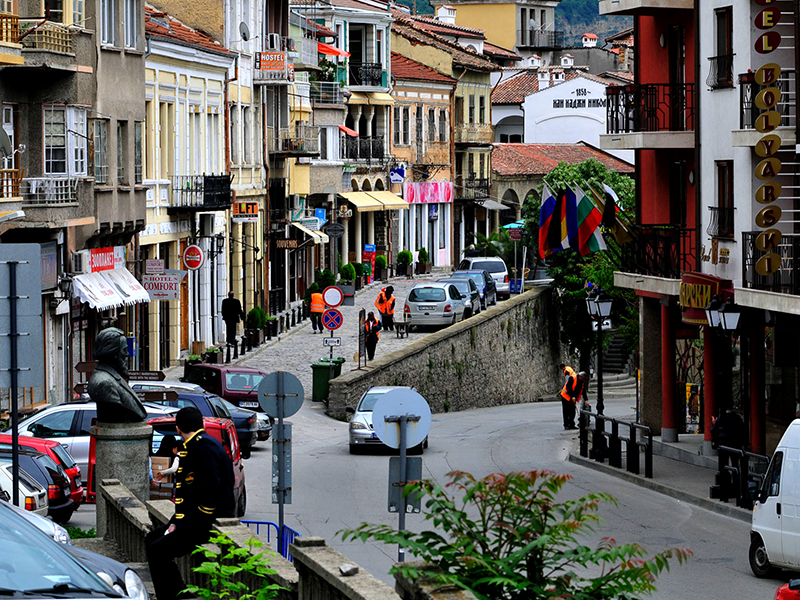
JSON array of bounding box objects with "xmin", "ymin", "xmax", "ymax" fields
[
  {"xmin": 342, "ymin": 470, "xmax": 691, "ymax": 600},
  {"xmin": 522, "ymin": 159, "xmax": 637, "ymax": 371}
]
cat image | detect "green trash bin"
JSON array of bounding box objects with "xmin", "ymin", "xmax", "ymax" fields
[{"xmin": 311, "ymin": 357, "xmax": 347, "ymax": 402}]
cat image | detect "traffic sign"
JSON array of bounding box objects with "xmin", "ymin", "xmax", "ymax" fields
[
  {"xmin": 129, "ymin": 370, "xmax": 166, "ymax": 381},
  {"xmin": 323, "ymin": 337, "xmax": 341, "ymax": 347},
  {"xmin": 258, "ymin": 371, "xmax": 304, "ymax": 417},
  {"xmin": 183, "ymin": 244, "xmax": 205, "ymax": 270},
  {"xmin": 322, "ymin": 308, "xmax": 343, "ymax": 330},
  {"xmin": 372, "ymin": 389, "xmax": 432, "ymax": 449},
  {"xmin": 139, "ymin": 391, "xmax": 179, "ymax": 402},
  {"xmin": 322, "ymin": 286, "xmax": 343, "ymax": 308},
  {"xmin": 510, "ymin": 228, "xmax": 522, "ymax": 241},
  {"xmin": 75, "ymin": 361, "xmax": 97, "ymax": 374},
  {"xmin": 74, "ymin": 383, "xmax": 87, "ymax": 395},
  {"xmin": 326, "ymin": 223, "xmax": 345, "ymax": 239}
]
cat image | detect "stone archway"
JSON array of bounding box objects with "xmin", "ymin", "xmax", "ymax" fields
[
  {"xmin": 501, "ymin": 188, "xmax": 520, "ymax": 225},
  {"xmin": 362, "ymin": 179, "xmax": 372, "ymax": 191},
  {"xmin": 351, "ymin": 179, "xmax": 359, "ymax": 191},
  {"xmin": 374, "ymin": 178, "xmax": 385, "ymax": 191}
]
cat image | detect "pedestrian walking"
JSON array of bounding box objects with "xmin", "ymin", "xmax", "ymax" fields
[
  {"xmin": 145, "ymin": 407, "xmax": 235, "ymax": 600},
  {"xmin": 558, "ymin": 363, "xmax": 578, "ymax": 430},
  {"xmin": 365, "ymin": 311, "xmax": 381, "ymax": 361},
  {"xmin": 310, "ymin": 289, "xmax": 325, "ymax": 334},
  {"xmin": 221, "ymin": 291, "xmax": 245, "ymax": 346},
  {"xmin": 374, "ymin": 286, "xmax": 396, "ymax": 331}
]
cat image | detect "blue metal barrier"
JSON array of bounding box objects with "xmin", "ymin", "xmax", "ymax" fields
[{"xmin": 240, "ymin": 520, "xmax": 301, "ymax": 561}]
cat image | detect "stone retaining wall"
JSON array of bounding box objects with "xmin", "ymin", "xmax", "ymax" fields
[{"xmin": 327, "ymin": 287, "xmax": 562, "ymax": 420}]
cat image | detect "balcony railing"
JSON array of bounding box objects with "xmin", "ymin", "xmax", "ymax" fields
[
  {"xmin": 619, "ymin": 225, "xmax": 696, "ymax": 279},
  {"xmin": 19, "ymin": 19, "xmax": 72, "ymax": 53},
  {"xmin": 740, "ymin": 70, "xmax": 796, "ymax": 130},
  {"xmin": 170, "ymin": 174, "xmax": 232, "ymax": 212},
  {"xmin": 0, "ymin": 13, "xmax": 19, "ymax": 44},
  {"xmin": 22, "ymin": 176, "xmax": 78, "ymax": 204},
  {"xmin": 341, "ymin": 135, "xmax": 385, "ymax": 162},
  {"xmin": 267, "ymin": 124, "xmax": 320, "ymax": 155},
  {"xmin": 707, "ymin": 55, "xmax": 734, "ymax": 90},
  {"xmin": 743, "ymin": 231, "xmax": 800, "ymax": 296},
  {"xmin": 455, "ymin": 177, "xmax": 490, "ymax": 201},
  {"xmin": 454, "ymin": 122, "xmax": 494, "ymax": 144},
  {"xmin": 292, "ymin": 36, "xmax": 318, "ymax": 68},
  {"xmin": 0, "ymin": 168, "xmax": 22, "ymax": 198},
  {"xmin": 310, "ymin": 81, "xmax": 343, "ymax": 104},
  {"xmin": 607, "ymin": 83, "xmax": 695, "ymax": 133},
  {"xmin": 517, "ymin": 28, "xmax": 564, "ymax": 49},
  {"xmin": 349, "ymin": 62, "xmax": 385, "ymax": 87},
  {"xmin": 707, "ymin": 206, "xmax": 734, "ymax": 239}
]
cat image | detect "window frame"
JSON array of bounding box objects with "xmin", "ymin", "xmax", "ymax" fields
[
  {"xmin": 100, "ymin": 0, "xmax": 115, "ymax": 46},
  {"xmin": 44, "ymin": 105, "xmax": 87, "ymax": 176},
  {"xmin": 124, "ymin": 0, "xmax": 138, "ymax": 49},
  {"xmin": 427, "ymin": 108, "xmax": 436, "ymax": 143},
  {"xmin": 93, "ymin": 119, "xmax": 108, "ymax": 184}
]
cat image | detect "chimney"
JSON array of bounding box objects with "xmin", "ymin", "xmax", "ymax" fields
[{"xmin": 437, "ymin": 5, "xmax": 456, "ymax": 23}]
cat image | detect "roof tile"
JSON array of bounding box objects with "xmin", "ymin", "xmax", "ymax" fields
[
  {"xmin": 145, "ymin": 4, "xmax": 230, "ymax": 55},
  {"xmin": 391, "ymin": 52, "xmax": 457, "ymax": 83},
  {"xmin": 492, "ymin": 142, "xmax": 634, "ymax": 176}
]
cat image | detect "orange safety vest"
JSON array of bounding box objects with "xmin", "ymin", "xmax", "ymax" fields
[
  {"xmin": 310, "ymin": 293, "xmax": 325, "ymax": 313},
  {"xmin": 375, "ymin": 290, "xmax": 395, "ymax": 316},
  {"xmin": 560, "ymin": 367, "xmax": 577, "ymax": 401},
  {"xmin": 366, "ymin": 320, "xmax": 380, "ymax": 341}
]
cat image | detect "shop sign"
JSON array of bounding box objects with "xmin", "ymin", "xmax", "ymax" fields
[
  {"xmin": 145, "ymin": 259, "xmax": 165, "ymax": 274},
  {"xmin": 428, "ymin": 204, "xmax": 439, "ymax": 221},
  {"xmin": 276, "ymin": 239, "xmax": 300, "ymax": 249},
  {"xmin": 678, "ymin": 273, "xmax": 732, "ymax": 325},
  {"xmin": 299, "ymin": 217, "xmax": 319, "ymax": 231},
  {"xmin": 90, "ymin": 246, "xmax": 125, "ymax": 272},
  {"xmin": 255, "ymin": 51, "xmax": 286, "ymax": 71},
  {"xmin": 233, "ymin": 201, "xmax": 260, "ymax": 223},
  {"xmin": 403, "ymin": 181, "xmax": 454, "ymax": 204},
  {"xmin": 40, "ymin": 242, "xmax": 57, "ymax": 290},
  {"xmin": 390, "ymin": 167, "xmax": 405, "ymax": 183},
  {"xmin": 183, "ymin": 244, "xmax": 204, "ymax": 270},
  {"xmin": 142, "ymin": 272, "xmax": 181, "ymax": 301}
]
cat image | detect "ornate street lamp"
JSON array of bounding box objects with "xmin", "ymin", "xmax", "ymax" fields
[
  {"xmin": 586, "ymin": 288, "xmax": 613, "ymax": 415},
  {"xmin": 704, "ymin": 295, "xmax": 723, "ymax": 328},
  {"xmin": 718, "ymin": 297, "xmax": 741, "ymax": 332}
]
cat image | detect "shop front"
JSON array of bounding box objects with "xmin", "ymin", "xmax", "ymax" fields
[{"xmin": 400, "ymin": 181, "xmax": 453, "ymax": 267}]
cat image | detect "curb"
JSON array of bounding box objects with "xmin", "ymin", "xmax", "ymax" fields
[{"xmin": 567, "ymin": 452, "xmax": 753, "ymax": 523}]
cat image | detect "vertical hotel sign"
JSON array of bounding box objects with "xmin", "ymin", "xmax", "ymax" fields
[{"xmin": 751, "ymin": 0, "xmax": 784, "ymax": 275}]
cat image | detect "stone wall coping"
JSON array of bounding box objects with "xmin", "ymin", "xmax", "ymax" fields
[{"xmin": 99, "ymin": 479, "xmax": 151, "ymax": 534}]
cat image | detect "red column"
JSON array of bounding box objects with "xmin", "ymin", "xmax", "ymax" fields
[
  {"xmin": 749, "ymin": 321, "xmax": 765, "ymax": 454},
  {"xmin": 704, "ymin": 326, "xmax": 717, "ymax": 443},
  {"xmin": 662, "ymin": 302, "xmax": 676, "ymax": 432}
]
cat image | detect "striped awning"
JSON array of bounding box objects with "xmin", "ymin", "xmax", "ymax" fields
[
  {"xmin": 341, "ymin": 191, "xmax": 409, "ymax": 212},
  {"xmin": 72, "ymin": 268, "xmax": 150, "ymax": 311}
]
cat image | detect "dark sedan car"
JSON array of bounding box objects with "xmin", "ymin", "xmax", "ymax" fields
[
  {"xmin": 451, "ymin": 269, "xmax": 498, "ymax": 309},
  {"xmin": 0, "ymin": 446, "xmax": 74, "ymax": 523}
]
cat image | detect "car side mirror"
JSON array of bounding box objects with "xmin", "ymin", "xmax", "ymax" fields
[
  {"xmin": 346, "ymin": 406, "xmax": 355, "ymax": 414},
  {"xmin": 461, "ymin": 294, "xmax": 467, "ymax": 299},
  {"xmin": 0, "ymin": 488, "xmax": 9, "ymax": 502},
  {"xmin": 790, "ymin": 579, "xmax": 800, "ymax": 592}
]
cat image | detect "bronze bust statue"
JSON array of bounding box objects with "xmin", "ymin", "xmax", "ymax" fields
[{"xmin": 87, "ymin": 328, "xmax": 147, "ymax": 424}]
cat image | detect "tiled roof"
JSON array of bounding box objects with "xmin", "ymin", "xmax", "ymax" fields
[
  {"xmin": 582, "ymin": 33, "xmax": 598, "ymax": 39},
  {"xmin": 145, "ymin": 5, "xmax": 230, "ymax": 55},
  {"xmin": 328, "ymin": 0, "xmax": 391, "ymax": 13},
  {"xmin": 391, "ymin": 19, "xmax": 498, "ymax": 72},
  {"xmin": 406, "ymin": 15, "xmax": 485, "ymax": 39},
  {"xmin": 606, "ymin": 27, "xmax": 634, "ymax": 43},
  {"xmin": 391, "ymin": 52, "xmax": 457, "ymax": 84},
  {"xmin": 492, "ymin": 142, "xmax": 634, "ymax": 177},
  {"xmin": 483, "ymin": 42, "xmax": 522, "ymax": 61},
  {"xmin": 307, "ymin": 18, "xmax": 337, "ymax": 37},
  {"xmin": 599, "ymin": 70, "xmax": 634, "ymax": 83},
  {"xmin": 492, "ymin": 69, "xmax": 618, "ymax": 104}
]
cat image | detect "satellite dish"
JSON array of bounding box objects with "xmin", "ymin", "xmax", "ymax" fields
[
  {"xmin": 0, "ymin": 129, "xmax": 12, "ymax": 158},
  {"xmin": 239, "ymin": 22, "xmax": 250, "ymax": 42}
]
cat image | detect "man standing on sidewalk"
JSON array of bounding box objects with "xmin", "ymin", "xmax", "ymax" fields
[
  {"xmin": 221, "ymin": 291, "xmax": 245, "ymax": 346},
  {"xmin": 310, "ymin": 289, "xmax": 325, "ymax": 334},
  {"xmin": 374, "ymin": 286, "xmax": 396, "ymax": 331},
  {"xmin": 559, "ymin": 363, "xmax": 578, "ymax": 430}
]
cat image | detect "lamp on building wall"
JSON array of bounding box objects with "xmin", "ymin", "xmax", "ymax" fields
[
  {"xmin": 718, "ymin": 298, "xmax": 741, "ymax": 331},
  {"xmin": 704, "ymin": 295, "xmax": 723, "ymax": 328}
]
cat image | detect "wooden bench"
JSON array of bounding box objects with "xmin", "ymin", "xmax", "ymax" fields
[{"xmin": 395, "ymin": 321, "xmax": 409, "ymax": 339}]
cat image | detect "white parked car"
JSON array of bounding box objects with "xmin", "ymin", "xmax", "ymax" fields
[
  {"xmin": 346, "ymin": 386, "xmax": 428, "ymax": 454},
  {"xmin": 403, "ymin": 282, "xmax": 466, "ymax": 330},
  {"xmin": 457, "ymin": 257, "xmax": 510, "ymax": 299},
  {"xmin": 0, "ymin": 463, "xmax": 48, "ymax": 517}
]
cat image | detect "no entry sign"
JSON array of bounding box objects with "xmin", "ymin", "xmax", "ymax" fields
[
  {"xmin": 183, "ymin": 244, "xmax": 205, "ymax": 270},
  {"xmin": 322, "ymin": 286, "xmax": 344, "ymax": 307},
  {"xmin": 322, "ymin": 308, "xmax": 343, "ymax": 330}
]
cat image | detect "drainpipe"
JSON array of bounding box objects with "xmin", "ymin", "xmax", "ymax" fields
[
  {"xmin": 451, "ymin": 68, "xmax": 466, "ymax": 266},
  {"xmin": 224, "ymin": 54, "xmax": 239, "ymax": 300}
]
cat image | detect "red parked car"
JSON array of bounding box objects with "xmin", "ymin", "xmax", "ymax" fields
[
  {"xmin": 777, "ymin": 580, "xmax": 800, "ymax": 599},
  {"xmin": 0, "ymin": 434, "xmax": 83, "ymax": 506}
]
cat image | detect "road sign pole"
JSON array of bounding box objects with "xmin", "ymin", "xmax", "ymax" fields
[
  {"xmin": 328, "ymin": 330, "xmax": 334, "ymax": 384},
  {"xmin": 277, "ymin": 371, "xmax": 285, "ymax": 555},
  {"xmin": 8, "ymin": 261, "xmax": 19, "ymax": 507},
  {"xmin": 397, "ymin": 416, "xmax": 407, "ymax": 563}
]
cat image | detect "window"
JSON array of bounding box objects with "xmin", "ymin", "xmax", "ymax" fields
[
  {"xmin": 117, "ymin": 121, "xmax": 127, "ymax": 184},
  {"xmin": 710, "ymin": 7, "xmax": 733, "ymax": 89},
  {"xmin": 715, "ymin": 160, "xmax": 734, "ymax": 238},
  {"xmin": 763, "ymin": 451, "xmax": 783, "ymax": 497},
  {"xmin": 73, "ymin": 108, "xmax": 86, "ymax": 174},
  {"xmin": 402, "ymin": 106, "xmax": 409, "ymax": 145},
  {"xmin": 134, "ymin": 122, "xmax": 142, "ymax": 184},
  {"xmin": 428, "ymin": 108, "xmax": 436, "ymax": 142},
  {"xmin": 93, "ymin": 120, "xmax": 108, "ymax": 183},
  {"xmin": 479, "ymin": 153, "xmax": 485, "ymax": 179},
  {"xmin": 438, "ymin": 108, "xmax": 446, "ymax": 141},
  {"xmin": 467, "ymin": 153, "xmax": 474, "ymax": 178},
  {"xmin": 468, "ymin": 95, "xmax": 475, "ymax": 123},
  {"xmin": 26, "ymin": 411, "xmax": 74, "ymax": 438},
  {"xmin": 376, "ymin": 29, "xmax": 383, "ymax": 66},
  {"xmin": 124, "ymin": 0, "xmax": 138, "ymax": 48},
  {"xmin": 73, "ymin": 0, "xmax": 85, "ymax": 26},
  {"xmin": 0, "ymin": 0, "xmax": 13, "ymax": 14},
  {"xmin": 393, "ymin": 106, "xmax": 400, "ymax": 145},
  {"xmin": 44, "ymin": 106, "xmax": 87, "ymax": 176},
  {"xmin": 231, "ymin": 106, "xmax": 240, "ymax": 164},
  {"xmin": 46, "ymin": 0, "xmax": 64, "ymax": 23},
  {"xmin": 101, "ymin": 0, "xmax": 115, "ymax": 45},
  {"xmin": 479, "ymin": 96, "xmax": 485, "ymax": 123},
  {"xmin": 320, "ymin": 127, "xmax": 328, "ymax": 160},
  {"xmin": 415, "ymin": 106, "xmax": 423, "ymax": 145}
]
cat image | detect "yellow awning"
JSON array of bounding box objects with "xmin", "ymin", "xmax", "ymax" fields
[
  {"xmin": 341, "ymin": 191, "xmax": 384, "ymax": 212},
  {"xmin": 291, "ymin": 222, "xmax": 329, "ymax": 244},
  {"xmin": 368, "ymin": 92, "xmax": 395, "ymax": 105},
  {"xmin": 346, "ymin": 92, "xmax": 369, "ymax": 105},
  {"xmin": 0, "ymin": 210, "xmax": 25, "ymax": 223},
  {"xmin": 365, "ymin": 191, "xmax": 409, "ymax": 210}
]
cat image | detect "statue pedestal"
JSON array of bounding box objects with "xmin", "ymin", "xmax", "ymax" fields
[{"xmin": 92, "ymin": 421, "xmax": 152, "ymax": 538}]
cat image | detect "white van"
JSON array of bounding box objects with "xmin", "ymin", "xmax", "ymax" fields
[{"xmin": 750, "ymin": 419, "xmax": 800, "ymax": 577}]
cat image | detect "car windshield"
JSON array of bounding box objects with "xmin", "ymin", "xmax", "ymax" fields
[
  {"xmin": 453, "ymin": 272, "xmax": 485, "ymax": 287},
  {"xmin": 0, "ymin": 503, "xmax": 121, "ymax": 596},
  {"xmin": 225, "ymin": 373, "xmax": 264, "ymax": 391},
  {"xmin": 408, "ymin": 287, "xmax": 446, "ymax": 302},
  {"xmin": 440, "ymin": 280, "xmax": 469, "ymax": 293},
  {"xmin": 50, "ymin": 445, "xmax": 77, "ymax": 470},
  {"xmin": 472, "ymin": 261, "xmax": 505, "ymax": 273},
  {"xmin": 357, "ymin": 392, "xmax": 387, "ymax": 412}
]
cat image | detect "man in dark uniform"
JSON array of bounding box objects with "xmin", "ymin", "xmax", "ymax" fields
[
  {"xmin": 221, "ymin": 291, "xmax": 245, "ymax": 346},
  {"xmin": 145, "ymin": 407, "xmax": 235, "ymax": 600}
]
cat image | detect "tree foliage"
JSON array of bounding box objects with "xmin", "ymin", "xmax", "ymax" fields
[{"xmin": 341, "ymin": 470, "xmax": 691, "ymax": 600}]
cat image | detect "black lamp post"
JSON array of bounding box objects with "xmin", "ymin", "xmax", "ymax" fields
[{"xmin": 586, "ymin": 287, "xmax": 613, "ymax": 415}]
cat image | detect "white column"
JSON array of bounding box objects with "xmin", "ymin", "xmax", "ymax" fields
[
  {"xmin": 355, "ymin": 211, "xmax": 363, "ymax": 262},
  {"xmin": 367, "ymin": 212, "xmax": 375, "ymax": 245},
  {"xmin": 342, "ymin": 217, "xmax": 350, "ymax": 268}
]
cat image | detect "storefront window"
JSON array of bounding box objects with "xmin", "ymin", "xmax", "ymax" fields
[{"xmin": 439, "ymin": 206, "xmax": 446, "ymax": 249}]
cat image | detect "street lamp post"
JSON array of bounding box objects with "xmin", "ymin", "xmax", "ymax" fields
[{"xmin": 586, "ymin": 288, "xmax": 613, "ymax": 415}]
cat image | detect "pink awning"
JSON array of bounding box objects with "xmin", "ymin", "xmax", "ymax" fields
[
  {"xmin": 338, "ymin": 125, "xmax": 359, "ymax": 137},
  {"xmin": 318, "ymin": 42, "xmax": 350, "ymax": 57}
]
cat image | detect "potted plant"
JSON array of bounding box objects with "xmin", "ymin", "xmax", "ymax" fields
[
  {"xmin": 352, "ymin": 262, "xmax": 363, "ymax": 291},
  {"xmin": 246, "ymin": 307, "xmax": 267, "ymax": 346},
  {"xmin": 265, "ymin": 314, "xmax": 278, "ymax": 338},
  {"xmin": 339, "ymin": 262, "xmax": 356, "ymax": 298},
  {"xmin": 396, "ymin": 250, "xmax": 413, "ymax": 276},
  {"xmin": 183, "ymin": 354, "xmax": 202, "ymax": 380},
  {"xmin": 204, "ymin": 346, "xmax": 221, "ymax": 364},
  {"xmin": 416, "ymin": 247, "xmax": 431, "ymax": 274},
  {"xmin": 375, "ymin": 255, "xmax": 388, "ymax": 281}
]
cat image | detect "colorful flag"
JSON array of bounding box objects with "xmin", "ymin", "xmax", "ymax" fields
[
  {"xmin": 602, "ymin": 183, "xmax": 620, "ymax": 229},
  {"xmin": 588, "ymin": 184, "xmax": 634, "ymax": 245},
  {"xmin": 538, "ymin": 182, "xmax": 557, "ymax": 259},
  {"xmin": 546, "ymin": 185, "xmax": 565, "ymax": 255},
  {"xmin": 573, "ymin": 184, "xmax": 606, "ymax": 255},
  {"xmin": 563, "ymin": 185, "xmax": 580, "ymax": 253}
]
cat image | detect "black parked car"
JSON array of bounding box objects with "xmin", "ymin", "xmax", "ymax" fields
[
  {"xmin": 0, "ymin": 446, "xmax": 74, "ymax": 523},
  {"xmin": 451, "ymin": 269, "xmax": 498, "ymax": 309}
]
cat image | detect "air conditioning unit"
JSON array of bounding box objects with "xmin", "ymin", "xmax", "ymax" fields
[
  {"xmin": 71, "ymin": 250, "xmax": 90, "ymax": 274},
  {"xmin": 199, "ymin": 214, "xmax": 214, "ymax": 237},
  {"xmin": 267, "ymin": 33, "xmax": 281, "ymax": 50},
  {"xmin": 284, "ymin": 37, "xmax": 296, "ymax": 53}
]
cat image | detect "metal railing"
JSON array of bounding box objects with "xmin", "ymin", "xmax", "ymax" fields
[
  {"xmin": 517, "ymin": 28, "xmax": 564, "ymax": 48},
  {"xmin": 707, "ymin": 54, "xmax": 734, "ymax": 90},
  {"xmin": 579, "ymin": 409, "xmax": 653, "ymax": 478},
  {"xmin": 170, "ymin": 174, "xmax": 232, "ymax": 210},
  {"xmin": 707, "ymin": 206, "xmax": 734, "ymax": 239},
  {"xmin": 742, "ymin": 231, "xmax": 800, "ymax": 296},
  {"xmin": 279, "ymin": 124, "xmax": 319, "ymax": 154},
  {"xmin": 341, "ymin": 135, "xmax": 385, "ymax": 162},
  {"xmin": 310, "ymin": 80, "xmax": 343, "ymax": 104},
  {"xmin": 619, "ymin": 225, "xmax": 696, "ymax": 279},
  {"xmin": 0, "ymin": 13, "xmax": 19, "ymax": 44},
  {"xmin": 453, "ymin": 122, "xmax": 493, "ymax": 144},
  {"xmin": 455, "ymin": 177, "xmax": 490, "ymax": 201},
  {"xmin": 294, "ymin": 36, "xmax": 318, "ymax": 67},
  {"xmin": 0, "ymin": 168, "xmax": 22, "ymax": 198},
  {"xmin": 607, "ymin": 83, "xmax": 695, "ymax": 133},
  {"xmin": 240, "ymin": 520, "xmax": 301, "ymax": 561},
  {"xmin": 709, "ymin": 446, "xmax": 769, "ymax": 509},
  {"xmin": 349, "ymin": 61, "xmax": 384, "ymax": 87},
  {"xmin": 739, "ymin": 69, "xmax": 796, "ymax": 130},
  {"xmin": 22, "ymin": 176, "xmax": 77, "ymax": 203},
  {"xmin": 19, "ymin": 19, "xmax": 72, "ymax": 53}
]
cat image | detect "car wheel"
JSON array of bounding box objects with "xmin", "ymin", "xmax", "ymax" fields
[
  {"xmin": 241, "ymin": 447, "xmax": 251, "ymax": 460},
  {"xmin": 349, "ymin": 444, "xmax": 359, "ymax": 454},
  {"xmin": 409, "ymin": 442, "xmax": 424, "ymax": 455},
  {"xmin": 451, "ymin": 315, "xmax": 457, "ymax": 325},
  {"xmin": 749, "ymin": 535, "xmax": 776, "ymax": 578},
  {"xmin": 423, "ymin": 437, "xmax": 429, "ymax": 449},
  {"xmin": 236, "ymin": 486, "xmax": 247, "ymax": 517}
]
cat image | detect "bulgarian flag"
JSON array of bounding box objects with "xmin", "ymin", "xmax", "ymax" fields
[{"xmin": 573, "ymin": 183, "xmax": 606, "ymax": 255}]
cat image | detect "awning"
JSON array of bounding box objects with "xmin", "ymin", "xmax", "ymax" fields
[
  {"xmin": 72, "ymin": 268, "xmax": 150, "ymax": 311},
  {"xmin": 318, "ymin": 42, "xmax": 350, "ymax": 57},
  {"xmin": 367, "ymin": 92, "xmax": 394, "ymax": 105},
  {"xmin": 346, "ymin": 92, "xmax": 369, "ymax": 105},
  {"xmin": 291, "ymin": 222, "xmax": 330, "ymax": 244},
  {"xmin": 338, "ymin": 124, "xmax": 359, "ymax": 137},
  {"xmin": 0, "ymin": 210, "xmax": 24, "ymax": 224},
  {"xmin": 481, "ymin": 200, "xmax": 512, "ymax": 211},
  {"xmin": 364, "ymin": 190, "xmax": 409, "ymax": 210},
  {"xmin": 341, "ymin": 191, "xmax": 409, "ymax": 212}
]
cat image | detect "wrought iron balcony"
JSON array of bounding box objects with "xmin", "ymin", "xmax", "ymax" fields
[
  {"xmin": 619, "ymin": 225, "xmax": 696, "ymax": 279},
  {"xmin": 19, "ymin": 19, "xmax": 72, "ymax": 53},
  {"xmin": 607, "ymin": 83, "xmax": 695, "ymax": 133},
  {"xmin": 707, "ymin": 55, "xmax": 734, "ymax": 90},
  {"xmin": 267, "ymin": 124, "xmax": 320, "ymax": 156},
  {"xmin": 453, "ymin": 122, "xmax": 493, "ymax": 145},
  {"xmin": 517, "ymin": 29, "xmax": 564, "ymax": 49},
  {"xmin": 456, "ymin": 177, "xmax": 490, "ymax": 201},
  {"xmin": 169, "ymin": 174, "xmax": 232, "ymax": 213},
  {"xmin": 739, "ymin": 70, "xmax": 796, "ymax": 130},
  {"xmin": 349, "ymin": 62, "xmax": 385, "ymax": 87},
  {"xmin": 341, "ymin": 135, "xmax": 385, "ymax": 162},
  {"xmin": 743, "ymin": 231, "xmax": 800, "ymax": 296},
  {"xmin": 707, "ymin": 206, "xmax": 734, "ymax": 239},
  {"xmin": 22, "ymin": 176, "xmax": 78, "ymax": 203},
  {"xmin": 310, "ymin": 81, "xmax": 343, "ymax": 104}
]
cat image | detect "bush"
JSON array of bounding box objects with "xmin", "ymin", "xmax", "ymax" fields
[
  {"xmin": 303, "ymin": 282, "xmax": 320, "ymax": 305},
  {"xmin": 397, "ymin": 250, "xmax": 413, "ymax": 266},
  {"xmin": 340, "ymin": 262, "xmax": 356, "ymax": 281},
  {"xmin": 246, "ymin": 307, "xmax": 267, "ymax": 329},
  {"xmin": 417, "ymin": 247, "xmax": 429, "ymax": 263},
  {"xmin": 352, "ymin": 262, "xmax": 363, "ymax": 276},
  {"xmin": 316, "ymin": 269, "xmax": 335, "ymax": 289},
  {"xmin": 205, "ymin": 346, "xmax": 221, "ymax": 354},
  {"xmin": 376, "ymin": 255, "xmax": 387, "ymax": 270}
]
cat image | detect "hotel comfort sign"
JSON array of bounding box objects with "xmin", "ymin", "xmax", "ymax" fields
[{"xmin": 751, "ymin": 0, "xmax": 785, "ymax": 275}]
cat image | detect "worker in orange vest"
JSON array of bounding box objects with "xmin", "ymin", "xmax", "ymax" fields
[
  {"xmin": 558, "ymin": 363, "xmax": 579, "ymax": 430},
  {"xmin": 374, "ymin": 286, "xmax": 395, "ymax": 331},
  {"xmin": 310, "ymin": 291, "xmax": 325, "ymax": 334},
  {"xmin": 364, "ymin": 311, "xmax": 381, "ymax": 360}
]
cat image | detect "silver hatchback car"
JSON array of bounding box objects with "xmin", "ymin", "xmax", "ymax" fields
[
  {"xmin": 346, "ymin": 386, "xmax": 428, "ymax": 454},
  {"xmin": 403, "ymin": 282, "xmax": 466, "ymax": 330}
]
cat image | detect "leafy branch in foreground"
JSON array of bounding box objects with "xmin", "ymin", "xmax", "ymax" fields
[{"xmin": 341, "ymin": 470, "xmax": 692, "ymax": 600}]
